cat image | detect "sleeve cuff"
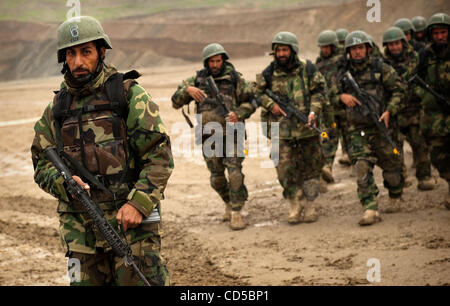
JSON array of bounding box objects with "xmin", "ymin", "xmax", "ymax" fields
[{"xmin": 126, "ymin": 188, "xmax": 157, "ymax": 218}]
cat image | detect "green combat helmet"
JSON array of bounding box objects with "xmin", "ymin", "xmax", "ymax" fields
[
  {"xmin": 57, "ymin": 15, "xmax": 112, "ymax": 63},
  {"xmin": 336, "ymin": 28, "xmax": 349, "ymax": 43},
  {"xmin": 412, "ymin": 16, "xmax": 428, "ymax": 32},
  {"xmin": 317, "ymin": 30, "xmax": 339, "ymax": 47},
  {"xmin": 272, "ymin": 31, "xmax": 299, "ymax": 54},
  {"xmin": 382, "ymin": 26, "xmax": 407, "ymax": 45},
  {"xmin": 345, "ymin": 30, "xmax": 371, "ymax": 50},
  {"xmin": 427, "ymin": 12, "xmax": 450, "ymax": 31},
  {"xmin": 202, "ymin": 43, "xmax": 229, "ymax": 62},
  {"xmin": 394, "ymin": 18, "xmax": 415, "ymax": 34}
]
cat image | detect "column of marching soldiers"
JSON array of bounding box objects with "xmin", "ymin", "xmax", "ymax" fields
[{"xmin": 172, "ymin": 13, "xmax": 450, "ymax": 230}]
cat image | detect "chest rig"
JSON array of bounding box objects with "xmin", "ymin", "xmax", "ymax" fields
[
  {"xmin": 52, "ymin": 71, "xmax": 140, "ymax": 202},
  {"xmin": 194, "ymin": 68, "xmax": 239, "ymax": 114},
  {"xmin": 343, "ymin": 58, "xmax": 387, "ymax": 126}
]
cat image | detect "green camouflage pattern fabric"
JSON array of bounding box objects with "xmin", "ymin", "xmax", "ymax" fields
[
  {"xmin": 329, "ymin": 55, "xmax": 406, "ymax": 210},
  {"xmin": 276, "ymin": 138, "xmax": 324, "ymax": 200},
  {"xmin": 418, "ymin": 43, "xmax": 450, "ymax": 183},
  {"xmin": 384, "ymin": 42, "xmax": 431, "ymax": 180},
  {"xmin": 171, "ymin": 61, "xmax": 254, "ymax": 209},
  {"xmin": 255, "ymin": 55, "xmax": 326, "ymax": 200},
  {"xmin": 348, "ymin": 129, "xmax": 404, "ymax": 210},
  {"xmin": 31, "ymin": 65, "xmax": 173, "ymax": 260},
  {"xmin": 315, "ymin": 54, "xmax": 346, "ymax": 168},
  {"xmin": 68, "ymin": 235, "xmax": 169, "ymax": 286},
  {"xmin": 255, "ymin": 56, "xmax": 328, "ymax": 139}
]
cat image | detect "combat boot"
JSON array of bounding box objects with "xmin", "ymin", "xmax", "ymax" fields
[
  {"xmin": 358, "ymin": 209, "xmax": 381, "ymax": 226},
  {"xmin": 230, "ymin": 210, "xmax": 246, "ymax": 230},
  {"xmin": 322, "ymin": 166, "xmax": 334, "ymax": 183},
  {"xmin": 288, "ymin": 198, "xmax": 303, "ymax": 224},
  {"xmin": 338, "ymin": 154, "xmax": 351, "ymax": 166},
  {"xmin": 384, "ymin": 197, "xmax": 402, "ymax": 213},
  {"xmin": 223, "ymin": 202, "xmax": 232, "ymax": 222},
  {"xmin": 404, "ymin": 178, "xmax": 413, "ymax": 188},
  {"xmin": 302, "ymin": 200, "xmax": 319, "ymax": 223},
  {"xmin": 418, "ymin": 177, "xmax": 436, "ymax": 191}
]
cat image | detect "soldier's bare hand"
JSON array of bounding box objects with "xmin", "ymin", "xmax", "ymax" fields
[
  {"xmin": 379, "ymin": 111, "xmax": 390, "ymax": 128},
  {"xmin": 72, "ymin": 175, "xmax": 90, "ymax": 196},
  {"xmin": 226, "ymin": 112, "xmax": 238, "ymax": 123},
  {"xmin": 186, "ymin": 86, "xmax": 207, "ymax": 103},
  {"xmin": 307, "ymin": 112, "xmax": 316, "ymax": 129},
  {"xmin": 340, "ymin": 93, "xmax": 361, "ymax": 108},
  {"xmin": 271, "ymin": 103, "xmax": 287, "ymax": 116},
  {"xmin": 116, "ymin": 203, "xmax": 143, "ymax": 231}
]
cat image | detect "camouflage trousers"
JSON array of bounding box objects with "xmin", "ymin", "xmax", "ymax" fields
[
  {"xmin": 321, "ymin": 114, "xmax": 350, "ymax": 168},
  {"xmin": 59, "ymin": 210, "xmax": 169, "ymax": 286},
  {"xmin": 202, "ymin": 137, "xmax": 248, "ymax": 211},
  {"xmin": 276, "ymin": 136, "xmax": 324, "ymax": 200},
  {"xmin": 347, "ymin": 127, "xmax": 404, "ymax": 211},
  {"xmin": 398, "ymin": 122, "xmax": 431, "ymax": 180},
  {"xmin": 425, "ymin": 135, "xmax": 450, "ymax": 183},
  {"xmin": 68, "ymin": 236, "xmax": 169, "ymax": 286}
]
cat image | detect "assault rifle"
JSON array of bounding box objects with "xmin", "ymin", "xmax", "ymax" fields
[
  {"xmin": 342, "ymin": 71, "xmax": 400, "ymax": 155},
  {"xmin": 44, "ymin": 147, "xmax": 152, "ymax": 286},
  {"xmin": 264, "ymin": 89, "xmax": 328, "ymax": 140},
  {"xmin": 408, "ymin": 74, "xmax": 450, "ymax": 111},
  {"xmin": 204, "ymin": 76, "xmax": 231, "ymax": 116}
]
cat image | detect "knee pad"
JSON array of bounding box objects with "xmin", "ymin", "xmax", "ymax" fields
[
  {"xmin": 210, "ymin": 173, "xmax": 228, "ymax": 191},
  {"xmin": 303, "ymin": 178, "xmax": 319, "ymax": 201},
  {"xmin": 355, "ymin": 159, "xmax": 371, "ymax": 187},
  {"xmin": 228, "ymin": 168, "xmax": 244, "ymax": 191},
  {"xmin": 383, "ymin": 169, "xmax": 403, "ymax": 188}
]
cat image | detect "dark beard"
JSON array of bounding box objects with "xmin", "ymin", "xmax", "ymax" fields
[{"xmin": 275, "ymin": 52, "xmax": 296, "ymax": 69}]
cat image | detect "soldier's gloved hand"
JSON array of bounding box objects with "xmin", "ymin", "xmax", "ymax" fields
[
  {"xmin": 379, "ymin": 111, "xmax": 390, "ymax": 128},
  {"xmin": 270, "ymin": 103, "xmax": 287, "ymax": 116},
  {"xmin": 72, "ymin": 175, "xmax": 90, "ymax": 196},
  {"xmin": 186, "ymin": 86, "xmax": 207, "ymax": 103},
  {"xmin": 226, "ymin": 112, "xmax": 238, "ymax": 123},
  {"xmin": 340, "ymin": 93, "xmax": 361, "ymax": 108},
  {"xmin": 116, "ymin": 203, "xmax": 143, "ymax": 231}
]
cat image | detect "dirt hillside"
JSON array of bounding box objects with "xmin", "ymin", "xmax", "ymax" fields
[
  {"xmin": 1, "ymin": 0, "xmax": 448, "ymax": 81},
  {"xmin": 0, "ymin": 0, "xmax": 449, "ymax": 287}
]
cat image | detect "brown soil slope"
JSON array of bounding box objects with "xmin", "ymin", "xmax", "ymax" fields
[{"xmin": 1, "ymin": 0, "xmax": 448, "ymax": 81}]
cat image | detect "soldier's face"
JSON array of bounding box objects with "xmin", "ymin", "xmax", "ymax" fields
[
  {"xmin": 349, "ymin": 44, "xmax": 367, "ymax": 61},
  {"xmin": 207, "ymin": 55, "xmax": 224, "ymax": 75},
  {"xmin": 431, "ymin": 27, "xmax": 448, "ymax": 44},
  {"xmin": 387, "ymin": 40, "xmax": 403, "ymax": 56},
  {"xmin": 320, "ymin": 46, "xmax": 332, "ymax": 58},
  {"xmin": 415, "ymin": 31, "xmax": 425, "ymax": 39},
  {"xmin": 275, "ymin": 45, "xmax": 292, "ymax": 64},
  {"xmin": 405, "ymin": 32, "xmax": 412, "ymax": 42},
  {"xmin": 65, "ymin": 42, "xmax": 105, "ymax": 78}
]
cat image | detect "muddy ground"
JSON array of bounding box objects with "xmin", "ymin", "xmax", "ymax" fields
[{"xmin": 0, "ymin": 54, "xmax": 449, "ymax": 286}]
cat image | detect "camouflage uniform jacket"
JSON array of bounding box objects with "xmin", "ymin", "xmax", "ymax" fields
[
  {"xmin": 171, "ymin": 61, "xmax": 255, "ymax": 127},
  {"xmin": 31, "ymin": 65, "xmax": 173, "ymax": 253},
  {"xmin": 255, "ymin": 56, "xmax": 328, "ymax": 139},
  {"xmin": 418, "ymin": 43, "xmax": 450, "ymax": 138},
  {"xmin": 329, "ymin": 55, "xmax": 406, "ymax": 132},
  {"xmin": 384, "ymin": 43, "xmax": 422, "ymax": 122}
]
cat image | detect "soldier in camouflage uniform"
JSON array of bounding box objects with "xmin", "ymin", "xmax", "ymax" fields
[
  {"xmin": 395, "ymin": 18, "xmax": 426, "ymax": 53},
  {"xmin": 315, "ymin": 30, "xmax": 345, "ymax": 184},
  {"xmin": 255, "ymin": 32, "xmax": 327, "ymax": 224},
  {"xmin": 417, "ymin": 13, "xmax": 450, "ymax": 209},
  {"xmin": 335, "ymin": 28, "xmax": 353, "ymax": 166},
  {"xmin": 329, "ymin": 31, "xmax": 406, "ymax": 226},
  {"xmin": 412, "ymin": 16, "xmax": 429, "ymax": 44},
  {"xmin": 171, "ymin": 43, "xmax": 255, "ymax": 230},
  {"xmin": 31, "ymin": 16, "xmax": 172, "ymax": 285},
  {"xmin": 382, "ymin": 26, "xmax": 435, "ymax": 191}
]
